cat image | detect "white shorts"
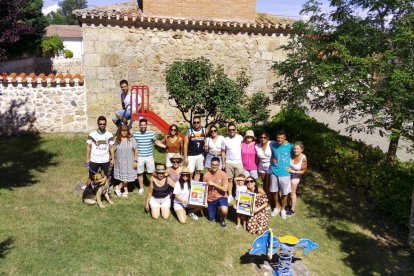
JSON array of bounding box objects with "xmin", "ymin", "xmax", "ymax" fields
[
  {"xmin": 173, "ymin": 201, "xmax": 187, "ymax": 211},
  {"xmin": 269, "ymin": 174, "xmax": 291, "ymax": 195},
  {"xmin": 150, "ymin": 196, "xmax": 171, "ymax": 208},
  {"xmin": 291, "ymin": 177, "xmax": 301, "ymax": 186},
  {"xmin": 258, "ymin": 161, "xmax": 270, "ymax": 174},
  {"xmin": 187, "ymin": 154, "xmax": 204, "ymax": 172},
  {"xmin": 137, "ymin": 156, "xmax": 155, "ymax": 174},
  {"xmin": 244, "ymin": 169, "xmax": 259, "ymax": 179}
]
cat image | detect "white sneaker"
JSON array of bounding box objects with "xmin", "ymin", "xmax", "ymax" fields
[
  {"xmin": 227, "ymin": 195, "xmax": 234, "ymax": 204},
  {"xmin": 115, "ymin": 189, "xmax": 122, "ymax": 197},
  {"xmin": 122, "ymin": 192, "xmax": 128, "ymax": 198},
  {"xmin": 188, "ymin": 213, "xmax": 199, "ymax": 220},
  {"xmin": 138, "ymin": 188, "xmax": 144, "ymax": 195},
  {"xmin": 281, "ymin": 209, "xmax": 287, "ymax": 220},
  {"xmin": 271, "ymin": 208, "xmax": 280, "ymax": 217}
]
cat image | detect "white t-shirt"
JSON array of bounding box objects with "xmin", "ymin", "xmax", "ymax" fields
[
  {"xmin": 235, "ymin": 185, "xmax": 248, "ymax": 201},
  {"xmin": 222, "ymin": 134, "xmax": 243, "ymax": 164},
  {"xmin": 255, "ymin": 140, "xmax": 276, "ymax": 164},
  {"xmin": 87, "ymin": 130, "xmax": 114, "ymax": 163},
  {"xmin": 121, "ymin": 91, "xmax": 141, "ymax": 113},
  {"xmin": 206, "ymin": 135, "xmax": 225, "ymax": 153},
  {"xmin": 173, "ymin": 182, "xmax": 190, "ymax": 205}
]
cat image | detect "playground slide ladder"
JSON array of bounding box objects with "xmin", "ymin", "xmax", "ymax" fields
[{"xmin": 130, "ymin": 85, "xmax": 170, "ymax": 134}]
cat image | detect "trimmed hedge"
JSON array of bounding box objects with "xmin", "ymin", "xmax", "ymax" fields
[{"xmin": 250, "ymin": 109, "xmax": 413, "ymax": 226}]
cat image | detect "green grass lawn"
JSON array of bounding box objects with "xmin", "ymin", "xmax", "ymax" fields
[{"xmin": 0, "ymin": 134, "xmax": 413, "ymax": 275}]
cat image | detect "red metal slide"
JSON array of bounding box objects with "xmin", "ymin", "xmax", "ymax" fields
[{"xmin": 130, "ymin": 85, "xmax": 170, "ymax": 134}]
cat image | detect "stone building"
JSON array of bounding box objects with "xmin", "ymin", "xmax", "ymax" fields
[{"xmin": 73, "ymin": 0, "xmax": 294, "ymax": 131}]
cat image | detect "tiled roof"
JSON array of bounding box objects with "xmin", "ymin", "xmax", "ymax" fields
[
  {"xmin": 0, "ymin": 72, "xmax": 84, "ymax": 87},
  {"xmin": 46, "ymin": 25, "xmax": 82, "ymax": 38},
  {"xmin": 73, "ymin": 6, "xmax": 294, "ymax": 32}
]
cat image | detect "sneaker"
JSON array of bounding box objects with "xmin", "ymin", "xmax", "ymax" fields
[
  {"xmin": 281, "ymin": 209, "xmax": 287, "ymax": 220},
  {"xmin": 188, "ymin": 213, "xmax": 199, "ymax": 220},
  {"xmin": 115, "ymin": 189, "xmax": 122, "ymax": 197},
  {"xmin": 138, "ymin": 188, "xmax": 144, "ymax": 195},
  {"xmin": 235, "ymin": 224, "xmax": 241, "ymax": 230},
  {"xmin": 271, "ymin": 208, "xmax": 280, "ymax": 217},
  {"xmin": 227, "ymin": 195, "xmax": 234, "ymax": 204},
  {"xmin": 219, "ymin": 220, "xmax": 227, "ymax": 229},
  {"xmin": 286, "ymin": 209, "xmax": 295, "ymax": 217},
  {"xmin": 122, "ymin": 192, "xmax": 128, "ymax": 198}
]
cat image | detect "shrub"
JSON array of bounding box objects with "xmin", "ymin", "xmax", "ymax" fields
[
  {"xmin": 64, "ymin": 49, "xmax": 73, "ymax": 58},
  {"xmin": 254, "ymin": 108, "xmax": 413, "ymax": 226},
  {"xmin": 41, "ymin": 36, "xmax": 64, "ymax": 57}
]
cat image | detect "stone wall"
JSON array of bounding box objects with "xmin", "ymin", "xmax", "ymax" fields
[
  {"xmin": 52, "ymin": 58, "xmax": 84, "ymax": 74},
  {"xmin": 83, "ymin": 24, "xmax": 289, "ymax": 131},
  {"xmin": 0, "ymin": 85, "xmax": 87, "ymax": 134}
]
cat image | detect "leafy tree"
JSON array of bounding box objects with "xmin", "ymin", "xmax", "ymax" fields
[
  {"xmin": 246, "ymin": 91, "xmax": 270, "ymax": 126},
  {"xmin": 272, "ymin": 0, "xmax": 414, "ymax": 162},
  {"xmin": 166, "ymin": 57, "xmax": 251, "ymax": 127},
  {"xmin": 0, "ymin": 0, "xmax": 47, "ymax": 60},
  {"xmin": 41, "ymin": 36, "xmax": 64, "ymax": 57},
  {"xmin": 48, "ymin": 0, "xmax": 87, "ymax": 25}
]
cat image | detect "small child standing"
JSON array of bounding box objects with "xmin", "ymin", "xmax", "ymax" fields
[{"xmin": 233, "ymin": 174, "xmax": 248, "ymax": 229}]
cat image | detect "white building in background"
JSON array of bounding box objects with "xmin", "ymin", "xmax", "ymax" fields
[{"xmin": 46, "ymin": 25, "xmax": 83, "ymax": 59}]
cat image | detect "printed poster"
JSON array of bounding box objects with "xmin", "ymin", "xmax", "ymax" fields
[
  {"xmin": 236, "ymin": 191, "xmax": 256, "ymax": 216},
  {"xmin": 189, "ymin": 181, "xmax": 208, "ymax": 206}
]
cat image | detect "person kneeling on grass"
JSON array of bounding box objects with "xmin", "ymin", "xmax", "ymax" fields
[
  {"xmin": 203, "ymin": 157, "xmax": 229, "ymax": 229},
  {"xmin": 173, "ymin": 167, "xmax": 204, "ymax": 224},
  {"xmin": 145, "ymin": 164, "xmax": 175, "ymax": 220}
]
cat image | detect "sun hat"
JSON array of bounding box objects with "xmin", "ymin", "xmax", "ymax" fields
[
  {"xmin": 245, "ymin": 130, "xmax": 255, "ymax": 138},
  {"xmin": 155, "ymin": 164, "xmax": 167, "ymax": 173},
  {"xmin": 169, "ymin": 153, "xmax": 183, "ymax": 162},
  {"xmin": 181, "ymin": 167, "xmax": 190, "ymax": 175}
]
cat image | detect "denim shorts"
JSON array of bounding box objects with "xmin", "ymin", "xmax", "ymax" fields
[{"xmin": 207, "ymin": 197, "xmax": 228, "ymax": 221}]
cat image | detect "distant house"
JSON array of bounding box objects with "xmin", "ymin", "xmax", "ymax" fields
[{"xmin": 46, "ymin": 25, "xmax": 83, "ymax": 59}]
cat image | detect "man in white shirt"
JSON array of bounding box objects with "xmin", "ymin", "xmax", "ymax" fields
[
  {"xmin": 221, "ymin": 123, "xmax": 243, "ymax": 203},
  {"xmin": 113, "ymin": 79, "xmax": 141, "ymax": 126},
  {"xmin": 85, "ymin": 116, "xmax": 115, "ymax": 185}
]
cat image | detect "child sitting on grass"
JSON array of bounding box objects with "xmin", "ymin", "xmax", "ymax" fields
[{"xmin": 233, "ymin": 174, "xmax": 248, "ymax": 229}]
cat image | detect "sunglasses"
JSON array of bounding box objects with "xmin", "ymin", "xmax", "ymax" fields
[
  {"xmin": 170, "ymin": 129, "xmax": 177, "ymax": 131},
  {"xmin": 228, "ymin": 128, "xmax": 236, "ymax": 132},
  {"xmin": 182, "ymin": 174, "xmax": 190, "ymax": 177},
  {"xmin": 210, "ymin": 129, "xmax": 217, "ymax": 133},
  {"xmin": 193, "ymin": 121, "xmax": 201, "ymax": 124},
  {"xmin": 245, "ymin": 180, "xmax": 255, "ymax": 184},
  {"xmin": 172, "ymin": 161, "xmax": 181, "ymax": 164},
  {"xmin": 260, "ymin": 136, "xmax": 268, "ymax": 139}
]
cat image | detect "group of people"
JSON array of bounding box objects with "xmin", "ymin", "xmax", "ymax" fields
[{"xmin": 84, "ymin": 80, "xmax": 308, "ymax": 234}]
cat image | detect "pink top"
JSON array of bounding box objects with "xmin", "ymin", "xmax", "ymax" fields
[{"xmin": 241, "ymin": 141, "xmax": 258, "ymax": 170}]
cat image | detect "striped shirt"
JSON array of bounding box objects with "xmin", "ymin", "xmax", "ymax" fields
[{"xmin": 133, "ymin": 131, "xmax": 156, "ymax": 157}]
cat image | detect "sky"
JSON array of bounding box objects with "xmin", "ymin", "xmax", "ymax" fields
[{"xmin": 42, "ymin": 0, "xmax": 332, "ymax": 19}]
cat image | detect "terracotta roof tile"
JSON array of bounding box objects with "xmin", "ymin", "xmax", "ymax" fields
[
  {"xmin": 72, "ymin": 6, "xmax": 294, "ymax": 32},
  {"xmin": 0, "ymin": 72, "xmax": 85, "ymax": 87},
  {"xmin": 46, "ymin": 25, "xmax": 82, "ymax": 38}
]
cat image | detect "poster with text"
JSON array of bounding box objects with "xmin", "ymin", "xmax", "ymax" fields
[
  {"xmin": 236, "ymin": 192, "xmax": 256, "ymax": 216},
  {"xmin": 189, "ymin": 181, "xmax": 208, "ymax": 206}
]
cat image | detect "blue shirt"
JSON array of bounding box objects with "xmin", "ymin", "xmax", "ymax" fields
[
  {"xmin": 270, "ymin": 142, "xmax": 293, "ymax": 177},
  {"xmin": 133, "ymin": 131, "xmax": 156, "ymax": 157}
]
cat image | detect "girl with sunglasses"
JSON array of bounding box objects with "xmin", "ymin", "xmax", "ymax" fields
[
  {"xmin": 244, "ymin": 177, "xmax": 269, "ymax": 235},
  {"xmin": 160, "ymin": 124, "xmax": 184, "ymax": 167},
  {"xmin": 204, "ymin": 125, "xmax": 225, "ymax": 169}
]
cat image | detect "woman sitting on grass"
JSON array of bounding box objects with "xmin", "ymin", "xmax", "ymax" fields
[
  {"xmin": 286, "ymin": 141, "xmax": 307, "ymax": 217},
  {"xmin": 245, "ymin": 177, "xmax": 269, "ymax": 235},
  {"xmin": 145, "ymin": 164, "xmax": 175, "ymax": 219},
  {"xmin": 173, "ymin": 167, "xmax": 204, "ymax": 224}
]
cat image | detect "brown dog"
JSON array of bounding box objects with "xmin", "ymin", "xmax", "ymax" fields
[{"xmin": 82, "ymin": 170, "xmax": 114, "ymax": 208}]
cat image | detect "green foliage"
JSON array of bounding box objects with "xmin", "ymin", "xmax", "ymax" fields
[
  {"xmin": 1, "ymin": 0, "xmax": 48, "ymax": 60},
  {"xmin": 166, "ymin": 57, "xmax": 251, "ymax": 127},
  {"xmin": 246, "ymin": 91, "xmax": 270, "ymax": 126},
  {"xmin": 41, "ymin": 36, "xmax": 64, "ymax": 57},
  {"xmin": 47, "ymin": 0, "xmax": 87, "ymax": 25},
  {"xmin": 272, "ymin": 0, "xmax": 414, "ymax": 160},
  {"xmin": 258, "ymin": 108, "xmax": 414, "ymax": 226},
  {"xmin": 64, "ymin": 49, "xmax": 73, "ymax": 58}
]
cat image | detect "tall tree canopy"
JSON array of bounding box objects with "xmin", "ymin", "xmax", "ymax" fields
[
  {"xmin": 47, "ymin": 0, "xmax": 87, "ymax": 25},
  {"xmin": 272, "ymin": 0, "xmax": 414, "ymax": 161},
  {"xmin": 0, "ymin": 0, "xmax": 48, "ymax": 60},
  {"xmin": 166, "ymin": 57, "xmax": 270, "ymax": 127}
]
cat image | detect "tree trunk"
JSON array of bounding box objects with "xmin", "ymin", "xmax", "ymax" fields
[
  {"xmin": 386, "ymin": 134, "xmax": 399, "ymax": 163},
  {"xmin": 409, "ymin": 185, "xmax": 414, "ymax": 247}
]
